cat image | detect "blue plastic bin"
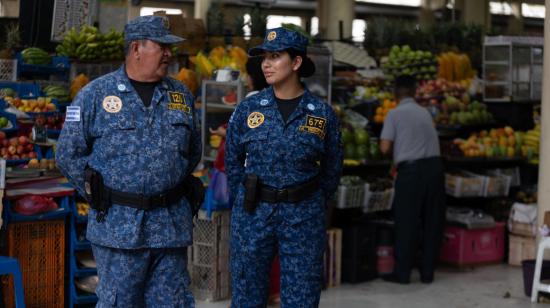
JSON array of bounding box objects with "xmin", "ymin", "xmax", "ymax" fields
[
  {"xmin": 0, "ymin": 81, "xmax": 41, "ymax": 97},
  {"xmin": 16, "ymin": 53, "xmax": 70, "ymax": 76}
]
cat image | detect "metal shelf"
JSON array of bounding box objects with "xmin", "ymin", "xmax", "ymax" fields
[{"xmin": 201, "ymin": 80, "xmax": 245, "ymax": 163}]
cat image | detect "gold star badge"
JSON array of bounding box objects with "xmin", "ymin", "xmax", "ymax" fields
[
  {"xmin": 247, "ymin": 112, "xmax": 265, "ymax": 128},
  {"xmin": 267, "ymin": 31, "xmax": 277, "ymax": 41}
]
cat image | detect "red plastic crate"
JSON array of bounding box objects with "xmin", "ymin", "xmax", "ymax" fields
[{"xmin": 440, "ymin": 222, "xmax": 505, "ymax": 266}]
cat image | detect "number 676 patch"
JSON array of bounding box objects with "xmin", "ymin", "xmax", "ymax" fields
[{"xmin": 299, "ymin": 115, "xmax": 327, "ymax": 139}]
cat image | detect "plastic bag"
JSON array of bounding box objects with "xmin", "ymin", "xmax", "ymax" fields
[
  {"xmin": 211, "ymin": 170, "xmax": 229, "ymax": 205},
  {"xmin": 202, "ymin": 170, "xmax": 231, "ymax": 218}
]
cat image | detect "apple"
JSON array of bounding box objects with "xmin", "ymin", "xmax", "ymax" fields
[
  {"xmin": 18, "ymin": 136, "xmax": 28, "ymax": 146},
  {"xmin": 28, "ymin": 152, "xmax": 37, "ymax": 159},
  {"xmin": 16, "ymin": 145, "xmax": 24, "ymax": 155},
  {"xmin": 8, "ymin": 145, "xmax": 16, "ymax": 155},
  {"xmin": 1, "ymin": 140, "xmax": 8, "ymax": 147},
  {"xmin": 20, "ymin": 154, "xmax": 28, "ymax": 159},
  {"xmin": 11, "ymin": 154, "xmax": 19, "ymax": 160},
  {"xmin": 25, "ymin": 144, "xmax": 33, "ymax": 152},
  {"xmin": 0, "ymin": 131, "xmax": 6, "ymax": 140}
]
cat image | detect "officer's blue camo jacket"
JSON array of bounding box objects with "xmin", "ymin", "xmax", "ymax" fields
[
  {"xmin": 225, "ymin": 86, "xmax": 342, "ymax": 202},
  {"xmin": 56, "ymin": 66, "xmax": 201, "ymax": 249}
]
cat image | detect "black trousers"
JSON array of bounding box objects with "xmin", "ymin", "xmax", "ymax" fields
[{"xmin": 393, "ymin": 157, "xmax": 446, "ymax": 281}]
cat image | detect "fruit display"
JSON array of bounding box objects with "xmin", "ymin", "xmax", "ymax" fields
[
  {"xmin": 524, "ymin": 124, "xmax": 540, "ymax": 164},
  {"xmin": 0, "ymin": 134, "xmax": 37, "ymax": 160},
  {"xmin": 76, "ymin": 202, "xmax": 90, "ymax": 216},
  {"xmin": 44, "ymin": 114, "xmax": 65, "ymax": 130},
  {"xmin": 437, "ymin": 51, "xmax": 476, "ymax": 83},
  {"xmin": 56, "ymin": 26, "xmax": 124, "ymax": 61},
  {"xmin": 435, "ymin": 96, "xmax": 494, "ymax": 126},
  {"xmin": 341, "ymin": 127, "xmax": 381, "ymax": 161},
  {"xmin": 27, "ymin": 158, "xmax": 56, "ymax": 170},
  {"xmin": 374, "ymin": 99, "xmax": 397, "ymax": 124},
  {"xmin": 352, "ymin": 86, "xmax": 393, "ymax": 102},
  {"xmin": 42, "ymin": 85, "xmax": 70, "ymax": 103},
  {"xmin": 191, "ymin": 52, "xmax": 215, "ymax": 77},
  {"xmin": 382, "ymin": 45, "xmax": 437, "ymax": 81},
  {"xmin": 33, "ymin": 114, "xmax": 64, "ymax": 132},
  {"xmin": 173, "ymin": 68, "xmax": 199, "ymax": 95},
  {"xmin": 20, "ymin": 47, "xmax": 52, "ymax": 65},
  {"xmin": 450, "ymin": 126, "xmax": 529, "ymax": 159},
  {"xmin": 3, "ymin": 96, "xmax": 57, "ymax": 113},
  {"xmin": 191, "ymin": 46, "xmax": 248, "ymax": 78},
  {"xmin": 416, "ymin": 78, "xmax": 467, "ymax": 100},
  {"xmin": 70, "ymin": 74, "xmax": 90, "ymax": 99}
]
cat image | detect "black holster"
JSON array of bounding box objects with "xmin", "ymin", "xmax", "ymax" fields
[
  {"xmin": 182, "ymin": 175, "xmax": 205, "ymax": 217},
  {"xmin": 84, "ymin": 168, "xmax": 111, "ymax": 222},
  {"xmin": 244, "ymin": 174, "xmax": 260, "ymax": 214}
]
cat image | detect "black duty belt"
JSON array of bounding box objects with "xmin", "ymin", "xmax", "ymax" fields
[
  {"xmin": 106, "ymin": 184, "xmax": 187, "ymax": 210},
  {"xmin": 258, "ymin": 176, "xmax": 320, "ymax": 203},
  {"xmin": 397, "ymin": 156, "xmax": 442, "ymax": 170}
]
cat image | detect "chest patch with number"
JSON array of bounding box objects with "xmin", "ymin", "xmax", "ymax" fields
[
  {"xmin": 299, "ymin": 115, "xmax": 327, "ymax": 139},
  {"xmin": 167, "ymin": 91, "xmax": 190, "ymax": 113}
]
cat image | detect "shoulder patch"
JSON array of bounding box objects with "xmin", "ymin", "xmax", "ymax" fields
[{"xmin": 65, "ymin": 106, "xmax": 81, "ymax": 122}]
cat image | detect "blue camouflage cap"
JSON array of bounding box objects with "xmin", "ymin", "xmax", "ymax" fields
[
  {"xmin": 248, "ymin": 27, "xmax": 309, "ymax": 56},
  {"xmin": 124, "ymin": 15, "xmax": 185, "ymax": 44}
]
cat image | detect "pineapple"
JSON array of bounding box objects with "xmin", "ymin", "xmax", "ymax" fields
[{"xmin": 0, "ymin": 24, "xmax": 21, "ymax": 59}]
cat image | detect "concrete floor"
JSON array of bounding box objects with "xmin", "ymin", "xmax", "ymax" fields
[{"xmin": 197, "ymin": 265, "xmax": 547, "ymax": 308}]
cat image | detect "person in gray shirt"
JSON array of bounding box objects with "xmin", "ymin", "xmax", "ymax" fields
[{"xmin": 380, "ymin": 75, "xmax": 445, "ymax": 284}]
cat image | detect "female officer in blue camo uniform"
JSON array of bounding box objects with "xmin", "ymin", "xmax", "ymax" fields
[{"xmin": 225, "ymin": 27, "xmax": 343, "ymax": 307}]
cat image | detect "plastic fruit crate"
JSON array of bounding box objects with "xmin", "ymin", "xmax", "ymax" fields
[
  {"xmin": 483, "ymin": 171, "xmax": 512, "ymax": 197},
  {"xmin": 363, "ymin": 188, "xmax": 394, "ymax": 213},
  {"xmin": 2, "ymin": 219, "xmax": 65, "ymax": 308},
  {"xmin": 445, "ymin": 172, "xmax": 487, "ymax": 197},
  {"xmin": 336, "ymin": 183, "xmax": 369, "ymax": 209},
  {"xmin": 189, "ymin": 210, "xmax": 231, "ymax": 301},
  {"xmin": 0, "ymin": 59, "xmax": 17, "ymax": 81}
]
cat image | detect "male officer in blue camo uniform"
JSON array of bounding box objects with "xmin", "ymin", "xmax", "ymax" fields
[
  {"xmin": 226, "ymin": 27, "xmax": 343, "ymax": 307},
  {"xmin": 56, "ymin": 15, "xmax": 200, "ymax": 307}
]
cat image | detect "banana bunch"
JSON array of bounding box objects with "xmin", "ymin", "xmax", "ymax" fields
[
  {"xmin": 173, "ymin": 68, "xmax": 198, "ymax": 95},
  {"xmin": 21, "ymin": 47, "xmax": 52, "ymax": 65},
  {"xmin": 70, "ymin": 74, "xmax": 90, "ymax": 99},
  {"xmin": 56, "ymin": 26, "xmax": 124, "ymax": 61},
  {"xmin": 190, "ymin": 52, "xmax": 215, "ymax": 78},
  {"xmin": 524, "ymin": 124, "xmax": 540, "ymax": 156},
  {"xmin": 43, "ymin": 85, "xmax": 70, "ymax": 103},
  {"xmin": 76, "ymin": 202, "xmax": 90, "ymax": 216},
  {"xmin": 343, "ymin": 159, "xmax": 361, "ymax": 166}
]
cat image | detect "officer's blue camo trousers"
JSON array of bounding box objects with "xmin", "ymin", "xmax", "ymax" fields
[
  {"xmin": 230, "ymin": 190, "xmax": 326, "ymax": 308},
  {"xmin": 92, "ymin": 244, "xmax": 194, "ymax": 308}
]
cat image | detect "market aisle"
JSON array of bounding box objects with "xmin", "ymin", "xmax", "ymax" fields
[{"xmin": 197, "ymin": 265, "xmax": 543, "ymax": 308}]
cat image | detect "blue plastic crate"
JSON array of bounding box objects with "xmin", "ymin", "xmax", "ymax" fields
[
  {"xmin": 4, "ymin": 194, "xmax": 71, "ymax": 222},
  {"xmin": 0, "ymin": 81, "xmax": 41, "ymax": 97},
  {"xmin": 16, "ymin": 53, "xmax": 70, "ymax": 76}
]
